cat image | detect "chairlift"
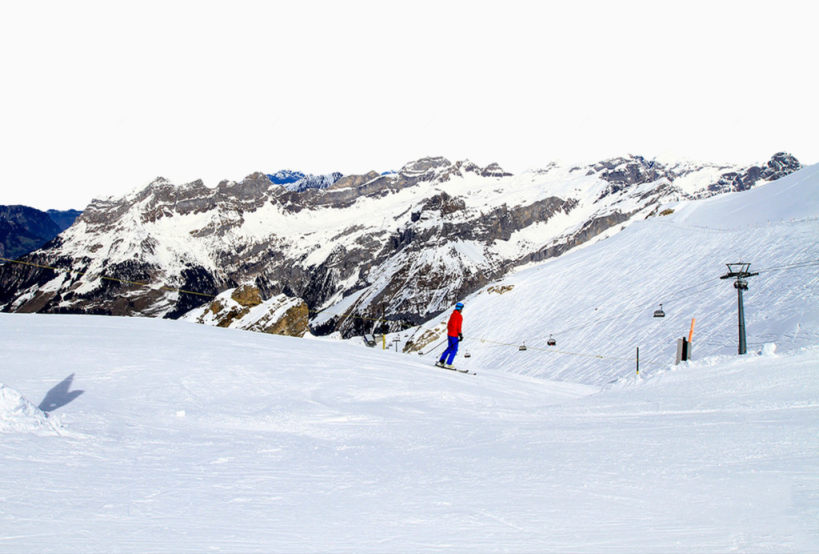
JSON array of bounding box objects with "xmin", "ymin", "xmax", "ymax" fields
[
  {"xmin": 464, "ymin": 351, "xmax": 471, "ymax": 358},
  {"xmin": 547, "ymin": 334, "xmax": 556, "ymax": 346},
  {"xmin": 519, "ymin": 342, "xmax": 527, "ymax": 351},
  {"xmin": 653, "ymin": 303, "xmax": 665, "ymax": 318}
]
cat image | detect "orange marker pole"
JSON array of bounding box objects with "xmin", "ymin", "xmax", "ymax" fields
[{"xmin": 688, "ymin": 318, "xmax": 696, "ymax": 360}]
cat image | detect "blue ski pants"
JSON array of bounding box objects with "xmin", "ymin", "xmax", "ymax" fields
[{"xmin": 439, "ymin": 335, "xmax": 460, "ymax": 365}]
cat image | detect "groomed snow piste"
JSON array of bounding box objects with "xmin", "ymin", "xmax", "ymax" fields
[{"xmin": 1, "ymin": 314, "xmax": 817, "ymax": 552}]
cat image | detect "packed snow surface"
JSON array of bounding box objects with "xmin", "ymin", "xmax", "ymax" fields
[{"xmin": 1, "ymin": 314, "xmax": 817, "ymax": 552}]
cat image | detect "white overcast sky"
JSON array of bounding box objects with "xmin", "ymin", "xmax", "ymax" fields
[{"xmin": 1, "ymin": 0, "xmax": 816, "ymax": 210}]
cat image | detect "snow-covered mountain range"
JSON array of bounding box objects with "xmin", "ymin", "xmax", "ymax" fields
[{"xmin": 0, "ymin": 153, "xmax": 802, "ymax": 338}]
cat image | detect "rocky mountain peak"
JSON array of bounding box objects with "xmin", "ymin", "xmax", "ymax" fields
[
  {"xmin": 400, "ymin": 157, "xmax": 453, "ymax": 178},
  {"xmin": 762, "ymin": 152, "xmax": 801, "ymax": 180},
  {"xmin": 244, "ymin": 172, "xmax": 270, "ymax": 182},
  {"xmin": 397, "ymin": 157, "xmax": 512, "ymax": 185},
  {"xmin": 480, "ymin": 162, "xmax": 512, "ymax": 178},
  {"xmin": 591, "ymin": 155, "xmax": 665, "ymax": 185},
  {"xmin": 265, "ymin": 170, "xmax": 344, "ymax": 192},
  {"xmin": 329, "ymin": 171, "xmax": 381, "ymax": 190},
  {"xmin": 149, "ymin": 177, "xmax": 171, "ymax": 186},
  {"xmin": 700, "ymin": 152, "xmax": 802, "ymax": 197},
  {"xmin": 267, "ymin": 170, "xmax": 306, "ymax": 185}
]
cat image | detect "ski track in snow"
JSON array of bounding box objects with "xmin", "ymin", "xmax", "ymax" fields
[{"xmin": 1, "ymin": 314, "xmax": 817, "ymax": 552}]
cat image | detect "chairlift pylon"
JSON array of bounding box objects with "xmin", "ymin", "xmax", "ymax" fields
[{"xmin": 653, "ymin": 303, "xmax": 665, "ymax": 318}]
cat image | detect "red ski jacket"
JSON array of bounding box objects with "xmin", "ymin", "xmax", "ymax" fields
[{"xmin": 447, "ymin": 309, "xmax": 463, "ymax": 337}]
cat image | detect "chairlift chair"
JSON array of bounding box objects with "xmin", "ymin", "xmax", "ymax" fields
[
  {"xmin": 464, "ymin": 351, "xmax": 471, "ymax": 358},
  {"xmin": 653, "ymin": 303, "xmax": 665, "ymax": 318},
  {"xmin": 519, "ymin": 342, "xmax": 527, "ymax": 351},
  {"xmin": 547, "ymin": 334, "xmax": 556, "ymax": 346}
]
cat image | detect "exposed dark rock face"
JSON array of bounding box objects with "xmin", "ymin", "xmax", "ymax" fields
[
  {"xmin": 700, "ymin": 152, "xmax": 802, "ymax": 197},
  {"xmin": 522, "ymin": 211, "xmax": 633, "ymax": 265},
  {"xmin": 184, "ymin": 284, "xmax": 310, "ymax": 337},
  {"xmin": 591, "ymin": 153, "xmax": 803, "ymax": 200},
  {"xmin": 0, "ymin": 206, "xmax": 72, "ymax": 259},
  {"xmin": 761, "ymin": 152, "xmax": 801, "ymax": 180},
  {"xmin": 595, "ymin": 155, "xmax": 667, "ymax": 188},
  {"xmin": 46, "ymin": 210, "xmax": 83, "ymax": 231},
  {"xmin": 481, "ymin": 163, "xmax": 513, "ymax": 178},
  {"xmin": 330, "ymin": 171, "xmax": 381, "ymax": 190}
]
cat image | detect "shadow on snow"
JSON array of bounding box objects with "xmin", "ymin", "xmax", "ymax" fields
[{"xmin": 39, "ymin": 373, "xmax": 84, "ymax": 413}]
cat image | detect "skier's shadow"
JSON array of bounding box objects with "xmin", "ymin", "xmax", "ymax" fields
[{"xmin": 38, "ymin": 373, "xmax": 84, "ymax": 412}]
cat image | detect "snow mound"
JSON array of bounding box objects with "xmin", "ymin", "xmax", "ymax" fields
[{"xmin": 0, "ymin": 383, "xmax": 62, "ymax": 435}]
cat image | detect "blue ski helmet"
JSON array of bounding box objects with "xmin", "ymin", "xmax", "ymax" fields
[{"xmin": 455, "ymin": 302, "xmax": 464, "ymax": 311}]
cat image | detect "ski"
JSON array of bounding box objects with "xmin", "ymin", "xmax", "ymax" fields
[{"xmin": 433, "ymin": 362, "xmax": 476, "ymax": 375}]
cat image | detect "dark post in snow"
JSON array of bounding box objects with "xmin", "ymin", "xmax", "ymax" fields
[{"xmin": 720, "ymin": 263, "xmax": 758, "ymax": 355}]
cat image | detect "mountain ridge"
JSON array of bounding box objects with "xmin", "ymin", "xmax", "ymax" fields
[
  {"xmin": 0, "ymin": 153, "xmax": 801, "ymax": 338},
  {"xmin": 0, "ymin": 205, "xmax": 81, "ymax": 260}
]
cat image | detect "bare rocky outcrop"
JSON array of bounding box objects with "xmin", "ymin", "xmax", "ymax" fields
[
  {"xmin": 330, "ymin": 171, "xmax": 381, "ymax": 190},
  {"xmin": 184, "ymin": 285, "xmax": 309, "ymax": 337},
  {"xmin": 700, "ymin": 152, "xmax": 802, "ymax": 197},
  {"xmin": 266, "ymin": 302, "xmax": 310, "ymax": 337},
  {"xmin": 231, "ymin": 284, "xmax": 263, "ymax": 307}
]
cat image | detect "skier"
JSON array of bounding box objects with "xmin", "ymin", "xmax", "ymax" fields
[{"xmin": 436, "ymin": 302, "xmax": 464, "ymax": 369}]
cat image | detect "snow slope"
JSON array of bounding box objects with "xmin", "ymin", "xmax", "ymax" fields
[
  {"xmin": 410, "ymin": 163, "xmax": 819, "ymax": 385},
  {"xmin": 1, "ymin": 314, "xmax": 817, "ymax": 552}
]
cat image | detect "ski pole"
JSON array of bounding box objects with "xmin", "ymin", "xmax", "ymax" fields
[{"xmin": 419, "ymin": 337, "xmax": 448, "ymax": 356}]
